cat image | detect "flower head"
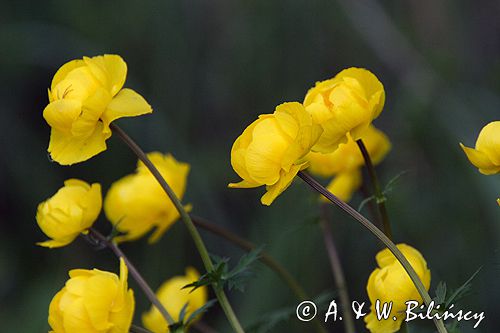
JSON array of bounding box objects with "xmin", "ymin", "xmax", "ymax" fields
[
  {"xmin": 36, "ymin": 179, "xmax": 102, "ymax": 248},
  {"xmin": 48, "ymin": 258, "xmax": 135, "ymax": 333},
  {"xmin": 364, "ymin": 244, "xmax": 431, "ymax": 333},
  {"xmin": 307, "ymin": 125, "xmax": 391, "ymax": 178},
  {"xmin": 43, "ymin": 54, "xmax": 152, "ymax": 165},
  {"xmin": 460, "ymin": 121, "xmax": 500, "ymax": 175},
  {"xmin": 304, "ymin": 67, "xmax": 385, "ymax": 153},
  {"xmin": 104, "ymin": 152, "xmax": 190, "ymax": 243},
  {"xmin": 142, "ymin": 267, "xmax": 208, "ymax": 333},
  {"xmin": 229, "ymin": 102, "xmax": 322, "ymax": 205}
]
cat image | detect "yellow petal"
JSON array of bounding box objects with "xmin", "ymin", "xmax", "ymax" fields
[
  {"xmin": 48, "ymin": 122, "xmax": 109, "ymax": 165},
  {"xmin": 261, "ymin": 164, "xmax": 302, "ymax": 205},
  {"xmin": 475, "ymin": 121, "xmax": 500, "ymax": 165},
  {"xmin": 51, "ymin": 59, "xmax": 85, "ymax": 91},
  {"xmin": 43, "ymin": 99, "xmax": 82, "ymax": 133},
  {"xmin": 84, "ymin": 54, "xmax": 128, "ymax": 96},
  {"xmin": 228, "ymin": 179, "xmax": 261, "ymax": 188},
  {"xmin": 101, "ymin": 88, "xmax": 153, "ymax": 135},
  {"xmin": 460, "ymin": 143, "xmax": 500, "ymax": 175}
]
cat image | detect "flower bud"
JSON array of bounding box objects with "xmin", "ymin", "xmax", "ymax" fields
[
  {"xmin": 36, "ymin": 179, "xmax": 101, "ymax": 248},
  {"xmin": 43, "ymin": 54, "xmax": 152, "ymax": 165},
  {"xmin": 48, "ymin": 258, "xmax": 135, "ymax": 333},
  {"xmin": 104, "ymin": 152, "xmax": 190, "ymax": 243},
  {"xmin": 364, "ymin": 244, "xmax": 431, "ymax": 333},
  {"xmin": 142, "ymin": 267, "xmax": 208, "ymax": 333},
  {"xmin": 304, "ymin": 68, "xmax": 385, "ymax": 153},
  {"xmin": 229, "ymin": 102, "xmax": 322, "ymax": 205},
  {"xmin": 460, "ymin": 121, "xmax": 500, "ymax": 175}
]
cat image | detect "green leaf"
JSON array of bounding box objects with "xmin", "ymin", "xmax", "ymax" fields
[
  {"xmin": 357, "ymin": 195, "xmax": 375, "ymax": 212},
  {"xmin": 185, "ymin": 299, "xmax": 217, "ymax": 325},
  {"xmin": 445, "ymin": 267, "xmax": 482, "ymax": 308},
  {"xmin": 434, "ymin": 281, "xmax": 447, "ymax": 305},
  {"xmin": 382, "ymin": 170, "xmax": 409, "ymax": 195}
]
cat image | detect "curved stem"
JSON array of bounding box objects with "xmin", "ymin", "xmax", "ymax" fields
[
  {"xmin": 110, "ymin": 123, "xmax": 245, "ymax": 333},
  {"xmin": 130, "ymin": 324, "xmax": 154, "ymax": 333},
  {"xmin": 297, "ymin": 171, "xmax": 447, "ymax": 333},
  {"xmin": 87, "ymin": 228, "xmax": 175, "ymax": 326},
  {"xmin": 319, "ymin": 204, "xmax": 356, "ymax": 333},
  {"xmin": 356, "ymin": 139, "xmax": 393, "ymax": 239},
  {"xmin": 190, "ymin": 215, "xmax": 307, "ymax": 300}
]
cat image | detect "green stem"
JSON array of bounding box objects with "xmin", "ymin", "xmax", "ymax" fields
[
  {"xmin": 297, "ymin": 171, "xmax": 447, "ymax": 333},
  {"xmin": 356, "ymin": 139, "xmax": 393, "ymax": 239},
  {"xmin": 190, "ymin": 215, "xmax": 328, "ymax": 333},
  {"xmin": 110, "ymin": 124, "xmax": 245, "ymax": 333},
  {"xmin": 87, "ymin": 229, "xmax": 175, "ymax": 326},
  {"xmin": 319, "ymin": 204, "xmax": 356, "ymax": 333}
]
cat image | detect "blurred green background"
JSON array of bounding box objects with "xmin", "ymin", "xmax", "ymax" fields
[{"xmin": 0, "ymin": 0, "xmax": 499, "ymax": 332}]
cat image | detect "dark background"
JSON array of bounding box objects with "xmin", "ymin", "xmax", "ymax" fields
[{"xmin": 0, "ymin": 0, "xmax": 499, "ymax": 332}]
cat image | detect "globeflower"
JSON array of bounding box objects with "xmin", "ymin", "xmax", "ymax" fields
[
  {"xmin": 304, "ymin": 67, "xmax": 385, "ymax": 153},
  {"xmin": 229, "ymin": 102, "xmax": 322, "ymax": 205},
  {"xmin": 307, "ymin": 125, "xmax": 391, "ymax": 178},
  {"xmin": 36, "ymin": 179, "xmax": 102, "ymax": 248},
  {"xmin": 142, "ymin": 267, "xmax": 208, "ymax": 333},
  {"xmin": 43, "ymin": 54, "xmax": 152, "ymax": 165},
  {"xmin": 104, "ymin": 152, "xmax": 190, "ymax": 243},
  {"xmin": 460, "ymin": 121, "xmax": 500, "ymax": 175},
  {"xmin": 48, "ymin": 258, "xmax": 135, "ymax": 333},
  {"xmin": 364, "ymin": 244, "xmax": 431, "ymax": 333}
]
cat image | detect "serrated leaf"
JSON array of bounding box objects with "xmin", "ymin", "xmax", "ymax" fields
[{"xmin": 434, "ymin": 281, "xmax": 447, "ymax": 304}]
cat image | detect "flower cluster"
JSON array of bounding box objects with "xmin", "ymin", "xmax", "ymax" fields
[
  {"xmin": 364, "ymin": 244, "xmax": 431, "ymax": 333},
  {"xmin": 229, "ymin": 67, "xmax": 387, "ymax": 205}
]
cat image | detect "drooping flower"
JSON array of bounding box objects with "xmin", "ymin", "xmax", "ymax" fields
[
  {"xmin": 304, "ymin": 67, "xmax": 385, "ymax": 153},
  {"xmin": 43, "ymin": 54, "xmax": 152, "ymax": 165},
  {"xmin": 48, "ymin": 258, "xmax": 135, "ymax": 333},
  {"xmin": 307, "ymin": 125, "xmax": 391, "ymax": 178},
  {"xmin": 460, "ymin": 121, "xmax": 500, "ymax": 175},
  {"xmin": 364, "ymin": 244, "xmax": 431, "ymax": 333},
  {"xmin": 104, "ymin": 152, "xmax": 190, "ymax": 243},
  {"xmin": 229, "ymin": 102, "xmax": 322, "ymax": 205},
  {"xmin": 321, "ymin": 169, "xmax": 362, "ymax": 203},
  {"xmin": 142, "ymin": 267, "xmax": 208, "ymax": 333},
  {"xmin": 36, "ymin": 179, "xmax": 102, "ymax": 248}
]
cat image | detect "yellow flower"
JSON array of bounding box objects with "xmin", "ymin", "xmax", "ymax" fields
[
  {"xmin": 229, "ymin": 102, "xmax": 322, "ymax": 205},
  {"xmin": 304, "ymin": 67, "xmax": 385, "ymax": 153},
  {"xmin": 142, "ymin": 267, "xmax": 208, "ymax": 333},
  {"xmin": 321, "ymin": 169, "xmax": 362, "ymax": 203},
  {"xmin": 307, "ymin": 125, "xmax": 391, "ymax": 178},
  {"xmin": 48, "ymin": 258, "xmax": 135, "ymax": 333},
  {"xmin": 43, "ymin": 54, "xmax": 152, "ymax": 165},
  {"xmin": 104, "ymin": 152, "xmax": 190, "ymax": 243},
  {"xmin": 460, "ymin": 121, "xmax": 500, "ymax": 175},
  {"xmin": 364, "ymin": 244, "xmax": 431, "ymax": 333},
  {"xmin": 36, "ymin": 179, "xmax": 101, "ymax": 248}
]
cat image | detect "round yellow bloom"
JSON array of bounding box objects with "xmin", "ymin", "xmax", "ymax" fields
[
  {"xmin": 48, "ymin": 258, "xmax": 135, "ymax": 333},
  {"xmin": 304, "ymin": 67, "xmax": 385, "ymax": 153},
  {"xmin": 307, "ymin": 125, "xmax": 391, "ymax": 178},
  {"xmin": 43, "ymin": 54, "xmax": 153, "ymax": 165},
  {"xmin": 104, "ymin": 152, "xmax": 190, "ymax": 243},
  {"xmin": 229, "ymin": 102, "xmax": 323, "ymax": 205},
  {"xmin": 364, "ymin": 244, "xmax": 431, "ymax": 333},
  {"xmin": 142, "ymin": 267, "xmax": 208, "ymax": 333},
  {"xmin": 460, "ymin": 121, "xmax": 500, "ymax": 175},
  {"xmin": 321, "ymin": 169, "xmax": 362, "ymax": 203},
  {"xmin": 36, "ymin": 179, "xmax": 102, "ymax": 248}
]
